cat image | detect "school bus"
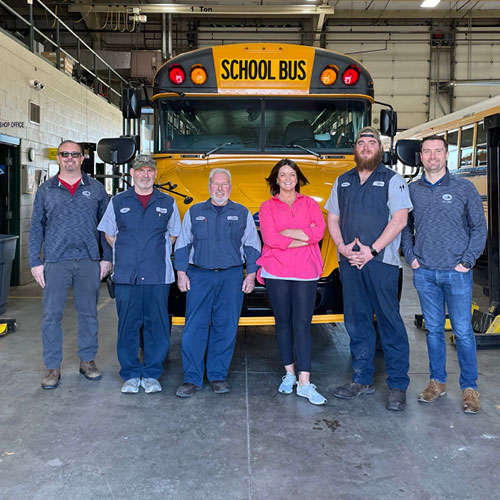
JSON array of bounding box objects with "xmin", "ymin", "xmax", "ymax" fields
[
  {"xmin": 151, "ymin": 43, "xmax": 392, "ymax": 325},
  {"xmin": 393, "ymin": 95, "xmax": 500, "ymax": 290}
]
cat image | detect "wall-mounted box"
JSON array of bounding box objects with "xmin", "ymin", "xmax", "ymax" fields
[
  {"xmin": 42, "ymin": 52, "xmax": 74, "ymax": 75},
  {"xmin": 21, "ymin": 164, "xmax": 36, "ymax": 194}
]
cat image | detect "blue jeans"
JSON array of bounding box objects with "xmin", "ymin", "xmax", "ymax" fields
[{"xmin": 413, "ymin": 267, "xmax": 478, "ymax": 390}]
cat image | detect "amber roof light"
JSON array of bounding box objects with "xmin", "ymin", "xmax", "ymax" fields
[
  {"xmin": 190, "ymin": 65, "xmax": 207, "ymax": 85},
  {"xmin": 320, "ymin": 65, "xmax": 338, "ymax": 86}
]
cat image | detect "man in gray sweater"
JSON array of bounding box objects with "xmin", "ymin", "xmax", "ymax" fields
[
  {"xmin": 401, "ymin": 135, "xmax": 487, "ymax": 413},
  {"xmin": 29, "ymin": 140, "xmax": 112, "ymax": 390}
]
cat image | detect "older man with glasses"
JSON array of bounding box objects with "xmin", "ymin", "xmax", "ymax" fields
[{"xmin": 29, "ymin": 140, "xmax": 112, "ymax": 390}]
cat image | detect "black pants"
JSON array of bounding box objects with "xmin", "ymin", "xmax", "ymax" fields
[{"xmin": 265, "ymin": 279, "xmax": 317, "ymax": 372}]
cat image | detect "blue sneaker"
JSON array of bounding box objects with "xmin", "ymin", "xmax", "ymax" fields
[
  {"xmin": 278, "ymin": 372, "xmax": 297, "ymax": 394},
  {"xmin": 296, "ymin": 382, "xmax": 327, "ymax": 405}
]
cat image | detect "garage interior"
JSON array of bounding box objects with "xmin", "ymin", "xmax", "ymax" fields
[{"xmin": 1, "ymin": 1, "xmax": 500, "ymax": 499}]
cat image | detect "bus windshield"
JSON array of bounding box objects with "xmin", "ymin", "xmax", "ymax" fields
[{"xmin": 156, "ymin": 98, "xmax": 368, "ymax": 154}]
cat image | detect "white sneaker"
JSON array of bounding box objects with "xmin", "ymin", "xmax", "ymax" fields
[
  {"xmin": 296, "ymin": 382, "xmax": 327, "ymax": 405},
  {"xmin": 121, "ymin": 378, "xmax": 141, "ymax": 394},
  {"xmin": 141, "ymin": 378, "xmax": 162, "ymax": 393}
]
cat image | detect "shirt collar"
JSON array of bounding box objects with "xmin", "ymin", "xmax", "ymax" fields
[{"xmin": 420, "ymin": 168, "xmax": 450, "ymax": 187}]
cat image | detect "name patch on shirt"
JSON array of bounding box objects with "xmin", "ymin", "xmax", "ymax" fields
[
  {"xmin": 340, "ymin": 182, "xmax": 350, "ymax": 187},
  {"xmin": 442, "ymin": 194, "xmax": 453, "ymax": 202},
  {"xmin": 120, "ymin": 207, "xmax": 131, "ymax": 213},
  {"xmin": 156, "ymin": 207, "xmax": 168, "ymax": 214},
  {"xmin": 227, "ymin": 216, "xmax": 239, "ymax": 221},
  {"xmin": 82, "ymin": 191, "xmax": 91, "ymax": 197},
  {"xmin": 195, "ymin": 216, "xmax": 206, "ymax": 221},
  {"xmin": 373, "ymin": 181, "xmax": 385, "ymax": 187}
]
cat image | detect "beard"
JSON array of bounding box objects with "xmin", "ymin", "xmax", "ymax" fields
[
  {"xmin": 355, "ymin": 149, "xmax": 382, "ymax": 172},
  {"xmin": 211, "ymin": 194, "xmax": 229, "ymax": 205}
]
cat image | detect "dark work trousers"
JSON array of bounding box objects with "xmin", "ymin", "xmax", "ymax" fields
[
  {"xmin": 181, "ymin": 266, "xmax": 244, "ymax": 387},
  {"xmin": 42, "ymin": 259, "xmax": 100, "ymax": 369},
  {"xmin": 265, "ymin": 278, "xmax": 317, "ymax": 373},
  {"xmin": 340, "ymin": 260, "xmax": 410, "ymax": 391},
  {"xmin": 115, "ymin": 284, "xmax": 171, "ymax": 381}
]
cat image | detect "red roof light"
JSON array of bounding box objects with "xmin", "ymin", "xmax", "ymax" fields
[
  {"xmin": 169, "ymin": 65, "xmax": 185, "ymax": 85},
  {"xmin": 342, "ymin": 65, "xmax": 361, "ymax": 86}
]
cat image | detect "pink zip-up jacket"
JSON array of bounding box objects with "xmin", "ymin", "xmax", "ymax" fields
[{"xmin": 257, "ymin": 193, "xmax": 326, "ymax": 283}]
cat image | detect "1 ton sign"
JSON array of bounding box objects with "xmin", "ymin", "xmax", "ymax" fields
[{"xmin": 190, "ymin": 5, "xmax": 213, "ymax": 12}]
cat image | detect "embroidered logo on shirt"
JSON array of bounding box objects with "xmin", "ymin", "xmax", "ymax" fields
[
  {"xmin": 82, "ymin": 191, "xmax": 91, "ymax": 197},
  {"xmin": 227, "ymin": 216, "xmax": 238, "ymax": 221},
  {"xmin": 120, "ymin": 207, "xmax": 131, "ymax": 213},
  {"xmin": 341, "ymin": 182, "xmax": 350, "ymax": 187},
  {"xmin": 195, "ymin": 216, "xmax": 206, "ymax": 221},
  {"xmin": 442, "ymin": 194, "xmax": 453, "ymax": 202},
  {"xmin": 156, "ymin": 207, "xmax": 168, "ymax": 214},
  {"xmin": 373, "ymin": 181, "xmax": 385, "ymax": 187}
]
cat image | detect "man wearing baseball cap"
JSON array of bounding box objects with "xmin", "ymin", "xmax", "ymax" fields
[
  {"xmin": 325, "ymin": 126, "xmax": 413, "ymax": 411},
  {"xmin": 98, "ymin": 154, "xmax": 181, "ymax": 394}
]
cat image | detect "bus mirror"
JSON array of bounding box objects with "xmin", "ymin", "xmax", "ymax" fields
[
  {"xmin": 395, "ymin": 139, "xmax": 421, "ymax": 167},
  {"xmin": 97, "ymin": 137, "xmax": 137, "ymax": 166},
  {"xmin": 122, "ymin": 88, "xmax": 142, "ymax": 119},
  {"xmin": 380, "ymin": 109, "xmax": 397, "ymax": 137}
]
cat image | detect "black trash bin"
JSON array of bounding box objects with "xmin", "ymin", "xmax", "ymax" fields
[{"xmin": 0, "ymin": 235, "xmax": 18, "ymax": 314}]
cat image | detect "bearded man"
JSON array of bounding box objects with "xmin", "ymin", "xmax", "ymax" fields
[{"xmin": 325, "ymin": 126, "xmax": 413, "ymax": 411}]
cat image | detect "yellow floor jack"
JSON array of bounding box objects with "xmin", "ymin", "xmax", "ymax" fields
[
  {"xmin": 0, "ymin": 318, "xmax": 16, "ymax": 336},
  {"xmin": 414, "ymin": 303, "xmax": 500, "ymax": 347}
]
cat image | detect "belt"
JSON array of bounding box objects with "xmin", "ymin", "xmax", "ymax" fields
[{"xmin": 189, "ymin": 264, "xmax": 241, "ymax": 272}]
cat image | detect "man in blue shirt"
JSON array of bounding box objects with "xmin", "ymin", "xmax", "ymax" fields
[
  {"xmin": 401, "ymin": 135, "xmax": 486, "ymax": 413},
  {"xmin": 326, "ymin": 127, "xmax": 412, "ymax": 411},
  {"xmin": 98, "ymin": 154, "xmax": 181, "ymax": 394},
  {"xmin": 29, "ymin": 140, "xmax": 112, "ymax": 390},
  {"xmin": 174, "ymin": 168, "xmax": 261, "ymax": 397}
]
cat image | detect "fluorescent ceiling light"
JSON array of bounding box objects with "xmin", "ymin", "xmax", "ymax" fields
[{"xmin": 421, "ymin": 0, "xmax": 441, "ymax": 7}]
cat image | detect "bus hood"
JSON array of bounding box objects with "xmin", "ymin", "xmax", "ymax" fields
[{"xmin": 156, "ymin": 155, "xmax": 353, "ymax": 217}]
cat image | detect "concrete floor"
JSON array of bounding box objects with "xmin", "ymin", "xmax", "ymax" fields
[{"xmin": 1, "ymin": 264, "xmax": 499, "ymax": 500}]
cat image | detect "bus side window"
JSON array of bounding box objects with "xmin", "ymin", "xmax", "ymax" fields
[
  {"xmin": 460, "ymin": 126, "xmax": 474, "ymax": 168},
  {"xmin": 476, "ymin": 122, "xmax": 487, "ymax": 167},
  {"xmin": 447, "ymin": 130, "xmax": 459, "ymax": 170}
]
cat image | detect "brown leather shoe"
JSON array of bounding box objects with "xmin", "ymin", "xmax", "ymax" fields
[
  {"xmin": 462, "ymin": 388, "xmax": 480, "ymax": 413},
  {"xmin": 210, "ymin": 380, "xmax": 230, "ymax": 394},
  {"xmin": 418, "ymin": 379, "xmax": 447, "ymax": 403},
  {"xmin": 79, "ymin": 360, "xmax": 102, "ymax": 381},
  {"xmin": 42, "ymin": 368, "xmax": 61, "ymax": 390}
]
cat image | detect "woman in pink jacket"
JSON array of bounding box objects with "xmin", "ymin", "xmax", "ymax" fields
[{"xmin": 257, "ymin": 158, "xmax": 327, "ymax": 405}]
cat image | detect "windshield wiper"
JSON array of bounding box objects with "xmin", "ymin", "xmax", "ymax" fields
[
  {"xmin": 290, "ymin": 143, "xmax": 324, "ymax": 159},
  {"xmin": 203, "ymin": 142, "xmax": 236, "ymax": 157},
  {"xmin": 267, "ymin": 143, "xmax": 324, "ymax": 159}
]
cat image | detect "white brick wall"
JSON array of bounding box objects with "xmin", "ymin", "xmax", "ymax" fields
[{"xmin": 0, "ymin": 31, "xmax": 122, "ymax": 284}]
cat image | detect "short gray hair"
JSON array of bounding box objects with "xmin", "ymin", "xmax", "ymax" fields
[{"xmin": 209, "ymin": 168, "xmax": 231, "ymax": 185}]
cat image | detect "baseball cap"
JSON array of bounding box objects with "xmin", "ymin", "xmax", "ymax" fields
[
  {"xmin": 355, "ymin": 126, "xmax": 381, "ymax": 144},
  {"xmin": 131, "ymin": 153, "xmax": 157, "ymax": 169}
]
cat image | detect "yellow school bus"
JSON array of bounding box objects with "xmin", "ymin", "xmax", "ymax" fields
[
  {"xmin": 151, "ymin": 43, "xmax": 382, "ymax": 325},
  {"xmin": 393, "ymin": 95, "xmax": 500, "ymax": 290}
]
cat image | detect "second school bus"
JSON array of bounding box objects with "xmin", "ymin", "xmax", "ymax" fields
[{"xmin": 150, "ymin": 43, "xmax": 390, "ymax": 325}]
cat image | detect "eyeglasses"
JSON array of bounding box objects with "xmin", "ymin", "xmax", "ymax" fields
[{"xmin": 58, "ymin": 151, "xmax": 82, "ymax": 158}]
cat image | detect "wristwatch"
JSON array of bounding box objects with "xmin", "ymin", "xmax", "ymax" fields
[
  {"xmin": 370, "ymin": 245, "xmax": 379, "ymax": 257},
  {"xmin": 460, "ymin": 260, "xmax": 472, "ymax": 269}
]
